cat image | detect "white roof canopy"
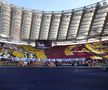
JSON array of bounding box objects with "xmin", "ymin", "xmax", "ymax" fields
[{"xmin": 0, "ymin": 0, "xmax": 108, "ymax": 45}]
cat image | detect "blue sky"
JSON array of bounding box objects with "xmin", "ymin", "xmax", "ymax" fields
[{"xmin": 8, "ymin": 0, "xmax": 101, "ymax": 11}]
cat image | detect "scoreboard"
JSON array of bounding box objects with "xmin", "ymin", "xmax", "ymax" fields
[{"xmin": 35, "ymin": 40, "xmax": 52, "ymax": 49}]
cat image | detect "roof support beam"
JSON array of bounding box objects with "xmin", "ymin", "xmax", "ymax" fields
[
  {"xmin": 66, "ymin": 9, "xmax": 74, "ymax": 40},
  {"xmin": 47, "ymin": 11, "xmax": 54, "ymax": 40},
  {"xmin": 75, "ymin": 7, "xmax": 85, "ymax": 42},
  {"xmin": 56, "ymin": 11, "xmax": 64, "ymax": 40},
  {"xmin": 9, "ymin": 6, "xmax": 13, "ymax": 37},
  {"xmin": 38, "ymin": 11, "xmax": 44, "ymax": 40},
  {"xmin": 28, "ymin": 11, "xmax": 34, "ymax": 44},
  {"xmin": 100, "ymin": 12, "xmax": 108, "ymax": 41},
  {"xmin": 20, "ymin": 9, "xmax": 24, "ymax": 40},
  {"xmin": 87, "ymin": 3, "xmax": 99, "ymax": 41}
]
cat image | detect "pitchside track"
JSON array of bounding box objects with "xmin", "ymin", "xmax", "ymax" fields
[{"xmin": 0, "ymin": 67, "xmax": 108, "ymax": 90}]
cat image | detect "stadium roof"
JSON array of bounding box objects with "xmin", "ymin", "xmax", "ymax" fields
[{"xmin": 0, "ymin": 0, "xmax": 108, "ymax": 45}]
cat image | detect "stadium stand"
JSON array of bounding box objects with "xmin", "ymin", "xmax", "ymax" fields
[
  {"xmin": 0, "ymin": 41, "xmax": 107, "ymax": 67},
  {"xmin": 0, "ymin": 1, "xmax": 108, "ymax": 90},
  {"xmin": 0, "ymin": 0, "xmax": 107, "ymax": 67},
  {"xmin": 21, "ymin": 45, "xmax": 47, "ymax": 59}
]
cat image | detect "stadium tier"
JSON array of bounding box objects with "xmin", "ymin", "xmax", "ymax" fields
[
  {"xmin": 0, "ymin": 41, "xmax": 108, "ymax": 60},
  {"xmin": 0, "ymin": 0, "xmax": 108, "ymax": 67},
  {"xmin": 0, "ymin": 0, "xmax": 108, "ymax": 45}
]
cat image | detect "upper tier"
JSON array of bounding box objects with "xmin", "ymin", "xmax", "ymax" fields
[{"xmin": 0, "ymin": 0, "xmax": 108, "ymax": 45}]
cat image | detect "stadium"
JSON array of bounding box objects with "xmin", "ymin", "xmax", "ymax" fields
[{"xmin": 0, "ymin": 0, "xmax": 108, "ymax": 90}]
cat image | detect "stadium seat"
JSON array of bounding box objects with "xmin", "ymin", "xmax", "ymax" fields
[
  {"xmin": 21, "ymin": 45, "xmax": 47, "ymax": 59},
  {"xmin": 64, "ymin": 47, "xmax": 73, "ymax": 55},
  {"xmin": 12, "ymin": 51, "xmax": 24, "ymax": 58}
]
